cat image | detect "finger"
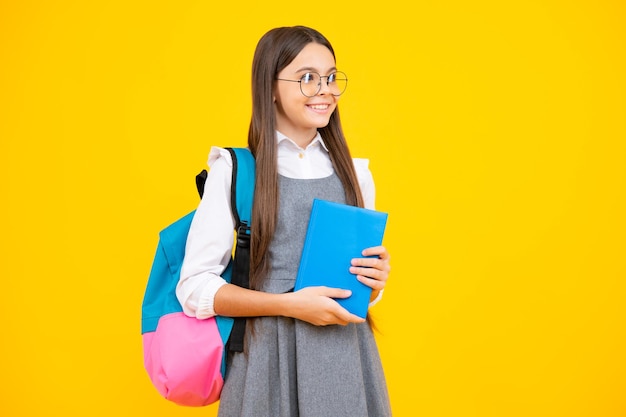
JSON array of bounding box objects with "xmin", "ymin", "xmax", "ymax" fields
[
  {"xmin": 356, "ymin": 274, "xmax": 387, "ymax": 290},
  {"xmin": 316, "ymin": 303, "xmax": 363, "ymax": 326},
  {"xmin": 361, "ymin": 246, "xmax": 390, "ymax": 259},
  {"xmin": 348, "ymin": 315, "xmax": 366, "ymax": 324},
  {"xmin": 321, "ymin": 294, "xmax": 366, "ymax": 325},
  {"xmin": 350, "ymin": 257, "xmax": 387, "ymax": 269},
  {"xmin": 335, "ymin": 309, "xmax": 366, "ymax": 325},
  {"xmin": 351, "ymin": 258, "xmax": 391, "ymax": 276},
  {"xmin": 318, "ymin": 287, "xmax": 353, "ymax": 299},
  {"xmin": 350, "ymin": 265, "xmax": 384, "ymax": 279}
]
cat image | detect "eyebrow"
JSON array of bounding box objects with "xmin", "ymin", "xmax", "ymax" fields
[{"xmin": 294, "ymin": 66, "xmax": 338, "ymax": 74}]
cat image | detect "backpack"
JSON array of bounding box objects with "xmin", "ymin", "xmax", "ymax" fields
[{"xmin": 141, "ymin": 147, "xmax": 255, "ymax": 407}]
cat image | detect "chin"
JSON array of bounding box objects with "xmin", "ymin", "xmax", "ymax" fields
[{"xmin": 310, "ymin": 117, "xmax": 333, "ymax": 129}]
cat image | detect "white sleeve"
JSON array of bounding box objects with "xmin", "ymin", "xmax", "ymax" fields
[
  {"xmin": 353, "ymin": 158, "xmax": 376, "ymax": 210},
  {"xmin": 353, "ymin": 157, "xmax": 384, "ymax": 306},
  {"xmin": 176, "ymin": 147, "xmax": 236, "ymax": 319}
]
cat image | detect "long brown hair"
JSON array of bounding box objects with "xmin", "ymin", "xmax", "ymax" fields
[{"xmin": 248, "ymin": 26, "xmax": 364, "ymax": 290}]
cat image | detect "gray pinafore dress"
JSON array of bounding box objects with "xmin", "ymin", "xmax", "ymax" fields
[{"xmin": 218, "ymin": 173, "xmax": 391, "ymax": 417}]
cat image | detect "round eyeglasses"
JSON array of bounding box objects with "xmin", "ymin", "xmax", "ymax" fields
[{"xmin": 276, "ymin": 71, "xmax": 348, "ymax": 97}]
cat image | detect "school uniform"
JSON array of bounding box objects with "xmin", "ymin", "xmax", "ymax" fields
[{"xmin": 178, "ymin": 131, "xmax": 391, "ymax": 416}]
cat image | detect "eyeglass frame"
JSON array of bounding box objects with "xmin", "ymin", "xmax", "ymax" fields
[{"xmin": 276, "ymin": 71, "xmax": 348, "ymax": 97}]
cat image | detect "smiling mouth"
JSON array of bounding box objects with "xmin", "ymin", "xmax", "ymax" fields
[{"xmin": 307, "ymin": 104, "xmax": 330, "ymax": 111}]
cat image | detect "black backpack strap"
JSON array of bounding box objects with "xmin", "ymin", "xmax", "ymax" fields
[
  {"xmin": 226, "ymin": 147, "xmax": 252, "ymax": 353},
  {"xmin": 195, "ymin": 169, "xmax": 208, "ymax": 198}
]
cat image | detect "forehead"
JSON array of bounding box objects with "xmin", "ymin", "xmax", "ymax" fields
[{"xmin": 283, "ymin": 42, "xmax": 336, "ymax": 73}]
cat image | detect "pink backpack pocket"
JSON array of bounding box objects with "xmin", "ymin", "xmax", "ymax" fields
[{"xmin": 143, "ymin": 312, "xmax": 225, "ymax": 406}]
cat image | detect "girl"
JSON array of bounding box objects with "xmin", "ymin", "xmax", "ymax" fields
[{"xmin": 177, "ymin": 26, "xmax": 392, "ymax": 416}]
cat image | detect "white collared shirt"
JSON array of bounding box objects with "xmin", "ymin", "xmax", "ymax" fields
[{"xmin": 176, "ymin": 131, "xmax": 379, "ymax": 319}]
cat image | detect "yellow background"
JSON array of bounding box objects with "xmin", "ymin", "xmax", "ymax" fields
[{"xmin": 1, "ymin": 0, "xmax": 625, "ymax": 416}]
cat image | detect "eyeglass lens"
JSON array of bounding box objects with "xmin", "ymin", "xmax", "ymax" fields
[{"xmin": 300, "ymin": 72, "xmax": 348, "ymax": 97}]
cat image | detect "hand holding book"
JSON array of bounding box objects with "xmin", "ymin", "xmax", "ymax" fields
[
  {"xmin": 294, "ymin": 199, "xmax": 389, "ymax": 319},
  {"xmin": 350, "ymin": 245, "xmax": 391, "ymax": 304}
]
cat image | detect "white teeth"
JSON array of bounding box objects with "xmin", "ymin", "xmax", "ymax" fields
[{"xmin": 309, "ymin": 104, "xmax": 329, "ymax": 110}]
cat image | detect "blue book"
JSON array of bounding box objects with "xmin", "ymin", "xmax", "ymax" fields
[{"xmin": 294, "ymin": 199, "xmax": 389, "ymax": 319}]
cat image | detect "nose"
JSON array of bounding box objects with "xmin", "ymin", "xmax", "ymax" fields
[{"xmin": 318, "ymin": 76, "xmax": 332, "ymax": 95}]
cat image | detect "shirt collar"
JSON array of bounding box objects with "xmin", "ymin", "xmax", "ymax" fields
[{"xmin": 276, "ymin": 130, "xmax": 329, "ymax": 152}]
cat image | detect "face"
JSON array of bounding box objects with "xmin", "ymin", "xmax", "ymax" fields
[{"xmin": 274, "ymin": 42, "xmax": 340, "ymax": 146}]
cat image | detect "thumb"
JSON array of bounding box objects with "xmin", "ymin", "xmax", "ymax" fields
[{"xmin": 321, "ymin": 287, "xmax": 352, "ymax": 299}]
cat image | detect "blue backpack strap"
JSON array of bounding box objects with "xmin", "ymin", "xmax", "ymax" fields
[{"xmin": 229, "ymin": 147, "xmax": 255, "ymax": 228}]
